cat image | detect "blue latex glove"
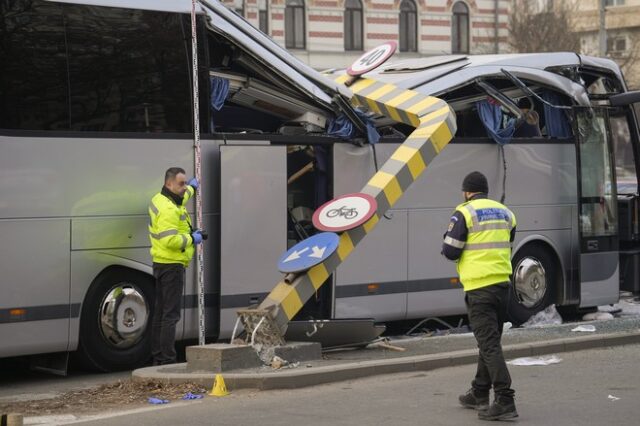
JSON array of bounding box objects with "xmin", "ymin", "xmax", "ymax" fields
[
  {"xmin": 188, "ymin": 177, "xmax": 199, "ymax": 189},
  {"xmin": 182, "ymin": 392, "xmax": 203, "ymax": 400},
  {"xmin": 192, "ymin": 231, "xmax": 203, "ymax": 245},
  {"xmin": 148, "ymin": 397, "xmax": 169, "ymax": 404}
]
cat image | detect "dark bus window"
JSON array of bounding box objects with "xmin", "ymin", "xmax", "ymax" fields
[
  {"xmin": 610, "ymin": 114, "xmax": 638, "ymax": 194},
  {"xmin": 63, "ymin": 5, "xmax": 192, "ymax": 133},
  {"xmin": 0, "ymin": 0, "xmax": 69, "ymax": 130}
]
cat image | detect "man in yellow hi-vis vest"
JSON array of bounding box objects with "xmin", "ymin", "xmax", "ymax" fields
[
  {"xmin": 442, "ymin": 171, "xmax": 518, "ymax": 421},
  {"xmin": 148, "ymin": 167, "xmax": 202, "ymax": 365}
]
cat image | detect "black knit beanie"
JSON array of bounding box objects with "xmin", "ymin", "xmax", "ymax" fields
[{"xmin": 462, "ymin": 171, "xmax": 488, "ymax": 194}]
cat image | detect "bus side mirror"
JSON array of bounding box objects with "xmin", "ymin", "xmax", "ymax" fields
[{"xmin": 609, "ymin": 91, "xmax": 640, "ymax": 107}]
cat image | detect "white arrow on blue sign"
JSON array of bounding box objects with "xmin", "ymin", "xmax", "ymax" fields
[{"xmin": 277, "ymin": 232, "xmax": 340, "ymax": 274}]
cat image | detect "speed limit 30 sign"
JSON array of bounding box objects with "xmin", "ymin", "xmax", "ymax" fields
[{"xmin": 347, "ymin": 41, "xmax": 398, "ymax": 76}]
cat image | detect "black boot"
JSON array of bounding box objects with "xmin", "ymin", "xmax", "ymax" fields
[
  {"xmin": 478, "ymin": 397, "xmax": 518, "ymax": 421},
  {"xmin": 458, "ymin": 389, "xmax": 489, "ymax": 411}
]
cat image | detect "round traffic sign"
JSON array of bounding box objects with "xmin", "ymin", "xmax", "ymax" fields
[
  {"xmin": 312, "ymin": 193, "xmax": 378, "ymax": 232},
  {"xmin": 347, "ymin": 41, "xmax": 397, "ymax": 76},
  {"xmin": 277, "ymin": 232, "xmax": 340, "ymax": 274}
]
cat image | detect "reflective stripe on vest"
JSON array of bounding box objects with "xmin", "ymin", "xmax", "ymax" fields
[
  {"xmin": 455, "ymin": 198, "xmax": 516, "ymax": 291},
  {"xmin": 148, "ymin": 190, "xmax": 195, "ymax": 266}
]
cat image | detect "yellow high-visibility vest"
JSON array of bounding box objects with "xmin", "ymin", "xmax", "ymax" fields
[
  {"xmin": 455, "ymin": 198, "xmax": 516, "ymax": 291},
  {"xmin": 148, "ymin": 186, "xmax": 195, "ymax": 267}
]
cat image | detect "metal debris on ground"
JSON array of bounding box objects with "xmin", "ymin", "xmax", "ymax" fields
[
  {"xmin": 269, "ymin": 356, "xmax": 299, "ymax": 370},
  {"xmin": 507, "ymin": 355, "xmax": 562, "ymax": 366},
  {"xmin": 367, "ymin": 338, "xmax": 407, "ymax": 352},
  {"xmin": 608, "ymin": 395, "xmax": 621, "ymax": 401},
  {"xmin": 571, "ymin": 325, "xmax": 596, "ymax": 332},
  {"xmin": 406, "ymin": 317, "xmax": 468, "ymax": 336}
]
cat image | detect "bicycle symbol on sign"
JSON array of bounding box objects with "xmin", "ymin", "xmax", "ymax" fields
[{"xmin": 326, "ymin": 206, "xmax": 358, "ymax": 219}]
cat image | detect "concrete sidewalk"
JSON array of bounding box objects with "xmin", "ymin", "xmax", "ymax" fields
[{"xmin": 133, "ymin": 317, "xmax": 640, "ymax": 390}]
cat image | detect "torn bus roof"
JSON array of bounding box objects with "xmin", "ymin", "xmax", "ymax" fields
[{"xmin": 327, "ymin": 52, "xmax": 625, "ymax": 108}]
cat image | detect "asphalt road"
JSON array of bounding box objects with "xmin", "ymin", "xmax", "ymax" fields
[
  {"xmin": 0, "ymin": 358, "xmax": 129, "ymax": 403},
  {"xmin": 64, "ymin": 343, "xmax": 640, "ymax": 426}
]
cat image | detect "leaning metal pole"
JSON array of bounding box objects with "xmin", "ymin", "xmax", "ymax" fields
[{"xmin": 191, "ymin": 0, "xmax": 205, "ymax": 346}]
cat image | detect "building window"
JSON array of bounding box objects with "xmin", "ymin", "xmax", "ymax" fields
[
  {"xmin": 452, "ymin": 2, "xmax": 469, "ymax": 54},
  {"xmin": 259, "ymin": 0, "xmax": 268, "ymax": 34},
  {"xmin": 344, "ymin": 0, "xmax": 363, "ymax": 51},
  {"xmin": 399, "ymin": 0, "xmax": 417, "ymax": 52},
  {"xmin": 285, "ymin": 0, "xmax": 305, "ymax": 49},
  {"xmin": 607, "ymin": 37, "xmax": 627, "ymax": 53},
  {"xmin": 234, "ymin": 0, "xmax": 244, "ymax": 17},
  {"xmin": 605, "ymin": 0, "xmax": 625, "ymax": 6}
]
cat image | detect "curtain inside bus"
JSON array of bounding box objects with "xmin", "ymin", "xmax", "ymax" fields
[
  {"xmin": 476, "ymin": 100, "xmax": 516, "ymax": 145},
  {"xmin": 542, "ymin": 91, "xmax": 572, "ymax": 138}
]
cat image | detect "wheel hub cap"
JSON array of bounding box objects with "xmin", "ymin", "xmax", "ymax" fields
[
  {"xmin": 514, "ymin": 257, "xmax": 547, "ymax": 308},
  {"xmin": 99, "ymin": 284, "xmax": 149, "ymax": 349}
]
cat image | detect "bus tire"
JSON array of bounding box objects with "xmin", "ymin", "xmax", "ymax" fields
[
  {"xmin": 508, "ymin": 244, "xmax": 558, "ymax": 326},
  {"xmin": 77, "ymin": 267, "xmax": 154, "ymax": 372}
]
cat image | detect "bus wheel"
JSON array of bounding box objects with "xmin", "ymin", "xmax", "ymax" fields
[
  {"xmin": 509, "ymin": 245, "xmax": 557, "ymax": 325},
  {"xmin": 77, "ymin": 268, "xmax": 154, "ymax": 372}
]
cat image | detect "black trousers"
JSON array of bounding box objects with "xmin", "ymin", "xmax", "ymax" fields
[
  {"xmin": 465, "ymin": 282, "xmax": 515, "ymax": 400},
  {"xmin": 151, "ymin": 263, "xmax": 185, "ymax": 365}
]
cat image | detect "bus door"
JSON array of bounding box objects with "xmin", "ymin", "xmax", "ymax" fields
[
  {"xmin": 219, "ymin": 144, "xmax": 287, "ymax": 336},
  {"xmin": 574, "ymin": 107, "xmax": 620, "ymax": 307}
]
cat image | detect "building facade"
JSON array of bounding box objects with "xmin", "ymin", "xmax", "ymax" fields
[
  {"xmin": 573, "ymin": 0, "xmax": 640, "ymax": 89},
  {"xmin": 222, "ymin": 0, "xmax": 510, "ymax": 69}
]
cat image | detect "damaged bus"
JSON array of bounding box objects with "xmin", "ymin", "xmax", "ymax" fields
[{"xmin": 2, "ymin": 0, "xmax": 640, "ymax": 371}]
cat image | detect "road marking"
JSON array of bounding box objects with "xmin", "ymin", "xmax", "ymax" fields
[{"xmin": 25, "ymin": 400, "xmax": 203, "ymax": 425}]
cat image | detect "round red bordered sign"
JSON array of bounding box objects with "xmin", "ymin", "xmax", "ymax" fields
[
  {"xmin": 312, "ymin": 193, "xmax": 378, "ymax": 232},
  {"xmin": 347, "ymin": 41, "xmax": 397, "ymax": 76}
]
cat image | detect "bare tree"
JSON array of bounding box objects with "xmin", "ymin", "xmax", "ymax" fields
[{"xmin": 508, "ymin": 0, "xmax": 580, "ymax": 53}]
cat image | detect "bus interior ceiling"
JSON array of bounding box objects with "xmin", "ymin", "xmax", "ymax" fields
[{"xmin": 206, "ymin": 32, "xmax": 329, "ymax": 136}]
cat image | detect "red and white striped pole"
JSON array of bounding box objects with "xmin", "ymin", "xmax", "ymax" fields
[{"xmin": 191, "ymin": 0, "xmax": 205, "ymax": 346}]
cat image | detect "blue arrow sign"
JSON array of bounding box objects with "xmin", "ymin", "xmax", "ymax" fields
[{"xmin": 277, "ymin": 232, "xmax": 340, "ymax": 274}]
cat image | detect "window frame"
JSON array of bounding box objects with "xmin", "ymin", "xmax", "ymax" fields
[
  {"xmin": 451, "ymin": 1, "xmax": 470, "ymax": 54},
  {"xmin": 344, "ymin": 0, "xmax": 363, "ymax": 51},
  {"xmin": 285, "ymin": 0, "xmax": 306, "ymax": 49},
  {"xmin": 399, "ymin": 0, "xmax": 418, "ymax": 53},
  {"xmin": 259, "ymin": 6, "xmax": 269, "ymax": 34}
]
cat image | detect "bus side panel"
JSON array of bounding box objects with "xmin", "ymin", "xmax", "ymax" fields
[
  {"xmin": 218, "ymin": 145, "xmax": 287, "ymax": 338},
  {"xmin": 0, "ymin": 219, "xmax": 70, "ymax": 357},
  {"xmin": 580, "ymin": 252, "xmax": 619, "ymax": 307},
  {"xmin": 407, "ymin": 209, "xmax": 466, "ymax": 318},
  {"xmin": 397, "ymin": 143, "xmax": 578, "ymax": 210},
  {"xmin": 333, "ymin": 144, "xmax": 407, "ymax": 321}
]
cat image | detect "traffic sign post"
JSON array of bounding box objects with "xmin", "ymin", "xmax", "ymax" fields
[
  {"xmin": 277, "ymin": 232, "xmax": 340, "ymax": 274},
  {"xmin": 312, "ymin": 193, "xmax": 378, "ymax": 233}
]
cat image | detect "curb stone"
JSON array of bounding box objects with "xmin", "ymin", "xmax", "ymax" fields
[{"xmin": 132, "ymin": 330, "xmax": 640, "ymax": 390}]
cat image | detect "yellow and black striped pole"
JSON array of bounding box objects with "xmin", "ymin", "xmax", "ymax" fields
[{"xmin": 237, "ymin": 76, "xmax": 457, "ymax": 346}]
